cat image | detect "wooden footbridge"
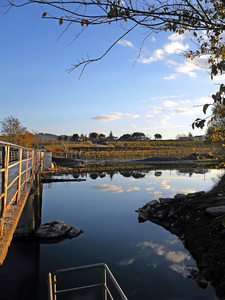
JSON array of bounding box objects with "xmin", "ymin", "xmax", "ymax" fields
[{"xmin": 0, "ymin": 141, "xmax": 44, "ymax": 265}]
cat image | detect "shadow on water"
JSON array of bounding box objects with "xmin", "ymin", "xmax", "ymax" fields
[{"xmin": 0, "ymin": 239, "xmax": 40, "ymax": 300}]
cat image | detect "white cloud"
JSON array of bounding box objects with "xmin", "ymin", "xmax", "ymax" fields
[
  {"xmin": 168, "ymin": 33, "xmax": 185, "ymax": 42},
  {"xmin": 118, "ymin": 39, "xmax": 134, "ymax": 48},
  {"xmin": 167, "ymin": 60, "xmax": 178, "ymax": 66},
  {"xmin": 126, "ymin": 187, "xmax": 140, "ymax": 192},
  {"xmin": 92, "ymin": 114, "xmax": 121, "ymax": 121},
  {"xmin": 139, "ymin": 32, "xmax": 211, "ymax": 79},
  {"xmin": 140, "ymin": 49, "xmax": 164, "ymax": 64},
  {"xmin": 125, "ymin": 113, "xmax": 139, "ymax": 119},
  {"xmin": 175, "ymin": 61, "xmax": 198, "ymax": 78},
  {"xmin": 163, "ymin": 101, "xmax": 178, "ymax": 107},
  {"xmin": 180, "ymin": 99, "xmax": 191, "ymax": 104},
  {"xmin": 174, "ymin": 107, "xmax": 197, "ymax": 115},
  {"xmin": 92, "ymin": 112, "xmax": 139, "ymax": 121},
  {"xmin": 146, "ymin": 114, "xmax": 154, "ymax": 118},
  {"xmin": 175, "ymin": 56, "xmax": 210, "ymax": 78},
  {"xmin": 151, "ymin": 36, "xmax": 156, "ymax": 43},
  {"xmin": 164, "ymin": 41, "xmax": 189, "ymax": 54},
  {"xmin": 148, "ymin": 95, "xmax": 185, "ymax": 101},
  {"xmin": 212, "ymin": 73, "xmax": 225, "ymax": 82},
  {"xmin": 164, "ymin": 74, "xmax": 176, "ymax": 80},
  {"xmin": 160, "ymin": 116, "xmax": 170, "ymax": 125},
  {"xmin": 139, "ymin": 34, "xmax": 188, "ymax": 65},
  {"xmin": 153, "ymin": 107, "xmax": 163, "ymax": 114}
]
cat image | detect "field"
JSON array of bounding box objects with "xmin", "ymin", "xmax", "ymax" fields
[{"xmin": 44, "ymin": 140, "xmax": 219, "ymax": 161}]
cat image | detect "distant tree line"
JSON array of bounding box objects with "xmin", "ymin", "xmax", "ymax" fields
[{"xmin": 58, "ymin": 131, "xmax": 159, "ymax": 143}]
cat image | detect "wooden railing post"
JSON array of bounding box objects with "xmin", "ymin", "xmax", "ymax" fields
[
  {"xmin": 0, "ymin": 146, "xmax": 9, "ymax": 237},
  {"xmin": 16, "ymin": 149, "xmax": 22, "ymax": 204}
]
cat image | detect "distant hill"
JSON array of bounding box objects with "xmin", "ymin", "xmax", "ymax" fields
[{"xmin": 36, "ymin": 133, "xmax": 59, "ymax": 141}]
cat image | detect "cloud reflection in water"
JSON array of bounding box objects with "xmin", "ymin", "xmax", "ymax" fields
[
  {"xmin": 137, "ymin": 240, "xmax": 192, "ymax": 277},
  {"xmin": 93, "ymin": 184, "xmax": 140, "ymax": 193}
]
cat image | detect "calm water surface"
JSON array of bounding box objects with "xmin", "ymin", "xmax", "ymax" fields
[
  {"xmin": 37, "ymin": 168, "xmax": 224, "ymax": 300},
  {"xmin": 1, "ymin": 168, "xmax": 224, "ymax": 300}
]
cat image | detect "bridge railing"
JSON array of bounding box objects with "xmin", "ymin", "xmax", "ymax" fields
[{"xmin": 0, "ymin": 141, "xmax": 43, "ymax": 237}]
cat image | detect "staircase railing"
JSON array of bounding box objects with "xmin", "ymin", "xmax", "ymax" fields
[{"xmin": 47, "ymin": 263, "xmax": 128, "ymax": 300}]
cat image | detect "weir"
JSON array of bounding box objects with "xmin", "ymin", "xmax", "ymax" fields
[{"xmin": 0, "ymin": 141, "xmax": 47, "ymax": 265}]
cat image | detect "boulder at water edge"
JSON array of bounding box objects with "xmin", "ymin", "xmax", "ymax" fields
[{"xmin": 35, "ymin": 220, "xmax": 83, "ymax": 240}]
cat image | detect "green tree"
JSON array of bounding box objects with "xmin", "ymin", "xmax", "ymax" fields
[
  {"xmin": 188, "ymin": 132, "xmax": 194, "ymax": 141},
  {"xmin": 71, "ymin": 133, "xmax": 79, "ymax": 141},
  {"xmin": 99, "ymin": 133, "xmax": 106, "ymax": 141},
  {"xmin": 119, "ymin": 134, "xmax": 131, "ymax": 141},
  {"xmin": 131, "ymin": 132, "xmax": 145, "ymax": 141},
  {"xmin": 107, "ymin": 131, "xmax": 115, "ymax": 141},
  {"xmin": 154, "ymin": 133, "xmax": 162, "ymax": 140},
  {"xmin": 89, "ymin": 132, "xmax": 99, "ymax": 141}
]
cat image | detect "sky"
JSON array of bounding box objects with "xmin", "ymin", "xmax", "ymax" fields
[{"xmin": 1, "ymin": 2, "xmax": 224, "ymax": 139}]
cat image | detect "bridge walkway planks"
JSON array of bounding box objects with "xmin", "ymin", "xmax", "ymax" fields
[{"xmin": 0, "ymin": 160, "xmax": 36, "ymax": 265}]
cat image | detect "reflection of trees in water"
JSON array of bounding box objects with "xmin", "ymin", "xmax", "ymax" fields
[
  {"xmin": 176, "ymin": 170, "xmax": 194, "ymax": 177},
  {"xmin": 154, "ymin": 171, "xmax": 162, "ymax": 177},
  {"xmin": 88, "ymin": 172, "xmax": 107, "ymax": 180},
  {"xmin": 87, "ymin": 170, "xmax": 147, "ymax": 180},
  {"xmin": 85, "ymin": 167, "xmax": 212, "ymax": 180},
  {"xmin": 119, "ymin": 171, "xmax": 146, "ymax": 178},
  {"xmin": 89, "ymin": 173, "xmax": 99, "ymax": 180},
  {"xmin": 99, "ymin": 172, "xmax": 106, "ymax": 178},
  {"xmin": 177, "ymin": 169, "xmax": 209, "ymax": 178},
  {"xmin": 71, "ymin": 173, "xmax": 80, "ymax": 179},
  {"xmin": 119, "ymin": 171, "xmax": 148, "ymax": 179},
  {"xmin": 132, "ymin": 172, "xmax": 145, "ymax": 178},
  {"xmin": 119, "ymin": 171, "xmax": 132, "ymax": 178},
  {"xmin": 109, "ymin": 171, "xmax": 115, "ymax": 180}
]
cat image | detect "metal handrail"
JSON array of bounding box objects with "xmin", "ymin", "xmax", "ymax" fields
[
  {"xmin": 47, "ymin": 263, "xmax": 128, "ymax": 300},
  {"xmin": 0, "ymin": 141, "xmax": 44, "ymax": 237}
]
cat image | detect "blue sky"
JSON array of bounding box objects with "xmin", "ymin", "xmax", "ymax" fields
[{"xmin": 0, "ymin": 3, "xmax": 223, "ymax": 139}]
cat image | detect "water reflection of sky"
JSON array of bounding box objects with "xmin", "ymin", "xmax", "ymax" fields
[
  {"xmin": 39, "ymin": 168, "xmax": 222, "ymax": 299},
  {"xmin": 91, "ymin": 169, "xmax": 224, "ymax": 201}
]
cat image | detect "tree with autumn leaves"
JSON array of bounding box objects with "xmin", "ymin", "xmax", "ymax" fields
[{"xmin": 0, "ymin": 116, "xmax": 35, "ymax": 147}]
